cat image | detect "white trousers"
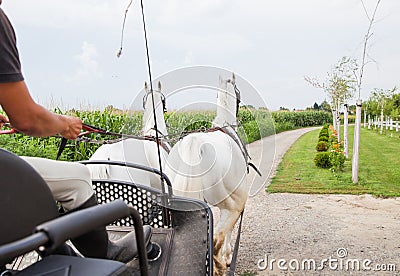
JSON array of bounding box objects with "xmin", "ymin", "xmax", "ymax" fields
[{"xmin": 21, "ymin": 157, "xmax": 94, "ymax": 211}]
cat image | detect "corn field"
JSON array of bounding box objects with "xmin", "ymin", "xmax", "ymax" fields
[{"xmin": 0, "ymin": 108, "xmax": 331, "ymax": 161}]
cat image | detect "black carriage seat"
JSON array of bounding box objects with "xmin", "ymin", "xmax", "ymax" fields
[{"xmin": 0, "ymin": 149, "xmax": 149, "ymax": 275}]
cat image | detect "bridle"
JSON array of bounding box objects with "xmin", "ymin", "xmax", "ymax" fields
[
  {"xmin": 142, "ymin": 89, "xmax": 167, "ymax": 113},
  {"xmin": 226, "ymin": 79, "xmax": 241, "ymax": 118}
]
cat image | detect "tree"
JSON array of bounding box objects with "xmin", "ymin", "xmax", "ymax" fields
[
  {"xmin": 305, "ymin": 56, "xmax": 356, "ymax": 147},
  {"xmin": 329, "ymin": 57, "xmax": 357, "ymax": 157},
  {"xmin": 319, "ymin": 100, "xmax": 331, "ymax": 112},
  {"xmin": 304, "ymin": 76, "xmax": 338, "ymax": 129},
  {"xmin": 370, "ymin": 87, "xmax": 397, "ymax": 133},
  {"xmin": 313, "ymin": 102, "xmax": 320, "ymax": 110},
  {"xmin": 352, "ymin": 0, "xmax": 382, "ymax": 183}
]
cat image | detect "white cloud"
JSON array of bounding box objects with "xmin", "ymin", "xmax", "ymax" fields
[{"xmin": 65, "ymin": 41, "xmax": 102, "ymax": 84}]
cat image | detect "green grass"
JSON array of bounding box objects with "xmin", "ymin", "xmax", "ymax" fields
[{"xmin": 268, "ymin": 126, "xmax": 400, "ymax": 197}]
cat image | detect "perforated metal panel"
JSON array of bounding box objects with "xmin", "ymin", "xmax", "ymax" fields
[
  {"xmin": 92, "ymin": 180, "xmax": 171, "ymax": 228},
  {"xmin": 5, "ymin": 251, "xmax": 40, "ymax": 271},
  {"xmin": 167, "ymin": 198, "xmax": 213, "ymax": 276},
  {"xmin": 92, "ymin": 180, "xmax": 214, "ymax": 275}
]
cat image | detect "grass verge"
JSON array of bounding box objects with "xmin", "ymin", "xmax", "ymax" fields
[{"xmin": 268, "ymin": 126, "xmax": 400, "ymax": 197}]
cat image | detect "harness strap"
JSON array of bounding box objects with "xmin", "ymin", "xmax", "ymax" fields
[
  {"xmin": 248, "ymin": 162, "xmax": 262, "ymax": 176},
  {"xmin": 228, "ymin": 210, "xmax": 244, "ymax": 275},
  {"xmin": 207, "ymin": 126, "xmax": 262, "ymax": 176}
]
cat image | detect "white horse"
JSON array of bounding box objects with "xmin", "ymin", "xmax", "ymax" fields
[
  {"xmin": 87, "ymin": 81, "xmax": 170, "ymax": 190},
  {"xmin": 164, "ymin": 74, "xmax": 249, "ymax": 275}
]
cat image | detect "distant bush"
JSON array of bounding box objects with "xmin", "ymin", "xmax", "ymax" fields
[
  {"xmin": 314, "ymin": 152, "xmax": 332, "ymax": 168},
  {"xmin": 316, "ymin": 141, "xmax": 329, "ymax": 152}
]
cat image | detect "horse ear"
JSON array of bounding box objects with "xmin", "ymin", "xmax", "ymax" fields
[
  {"xmin": 144, "ymin": 81, "xmax": 148, "ymax": 92},
  {"xmin": 232, "ymin": 73, "xmax": 236, "ymax": 84},
  {"xmin": 158, "ymin": 81, "xmax": 162, "ymax": 91}
]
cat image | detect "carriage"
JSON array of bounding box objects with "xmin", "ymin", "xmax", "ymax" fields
[{"xmin": 0, "ymin": 151, "xmax": 215, "ymax": 275}]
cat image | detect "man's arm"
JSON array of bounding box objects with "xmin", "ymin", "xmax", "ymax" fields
[{"xmin": 0, "ymin": 81, "xmax": 82, "ymax": 139}]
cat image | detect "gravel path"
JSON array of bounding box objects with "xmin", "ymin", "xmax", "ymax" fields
[{"xmin": 232, "ymin": 128, "xmax": 400, "ymax": 275}]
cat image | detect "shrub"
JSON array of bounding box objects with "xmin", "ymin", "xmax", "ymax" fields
[
  {"xmin": 318, "ymin": 135, "xmax": 329, "ymax": 142},
  {"xmin": 314, "ymin": 152, "xmax": 332, "ymax": 168},
  {"xmin": 316, "ymin": 141, "xmax": 329, "ymax": 152},
  {"xmin": 330, "ymin": 151, "xmax": 346, "ymax": 172},
  {"xmin": 319, "ymin": 130, "xmax": 329, "ymax": 137}
]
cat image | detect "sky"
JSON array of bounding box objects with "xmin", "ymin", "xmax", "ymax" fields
[{"xmin": 2, "ymin": 0, "xmax": 400, "ymax": 111}]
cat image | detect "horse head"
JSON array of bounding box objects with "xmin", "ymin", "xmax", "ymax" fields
[
  {"xmin": 142, "ymin": 81, "xmax": 168, "ymax": 137},
  {"xmin": 214, "ymin": 73, "xmax": 240, "ymax": 128}
]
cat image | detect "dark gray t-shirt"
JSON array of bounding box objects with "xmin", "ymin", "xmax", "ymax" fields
[{"xmin": 0, "ymin": 7, "xmax": 24, "ymax": 83}]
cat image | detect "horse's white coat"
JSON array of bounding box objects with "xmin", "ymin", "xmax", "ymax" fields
[
  {"xmin": 164, "ymin": 74, "xmax": 249, "ymax": 275},
  {"xmin": 87, "ymin": 82, "xmax": 169, "ymax": 190}
]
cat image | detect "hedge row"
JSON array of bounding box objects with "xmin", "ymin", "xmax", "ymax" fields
[{"xmin": 314, "ymin": 124, "xmax": 346, "ymax": 172}]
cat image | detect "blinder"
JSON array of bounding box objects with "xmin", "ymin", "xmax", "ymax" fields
[
  {"xmin": 227, "ymin": 79, "xmax": 241, "ymax": 118},
  {"xmin": 142, "ymin": 90, "xmax": 167, "ymax": 113}
]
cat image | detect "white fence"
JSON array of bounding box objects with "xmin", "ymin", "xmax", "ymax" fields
[{"xmin": 366, "ymin": 116, "xmax": 399, "ymax": 132}]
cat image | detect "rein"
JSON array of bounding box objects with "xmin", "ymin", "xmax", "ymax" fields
[
  {"xmin": 0, "ymin": 123, "xmax": 170, "ymax": 159},
  {"xmin": 0, "ymin": 123, "xmax": 17, "ymax": 134},
  {"xmin": 54, "ymin": 124, "xmax": 171, "ymax": 159}
]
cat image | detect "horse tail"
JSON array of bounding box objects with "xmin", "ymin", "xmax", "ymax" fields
[
  {"xmin": 86, "ymin": 163, "xmax": 110, "ymax": 179},
  {"xmin": 87, "ymin": 145, "xmax": 111, "ymax": 180}
]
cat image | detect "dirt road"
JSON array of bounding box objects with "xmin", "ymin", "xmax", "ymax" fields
[{"xmin": 235, "ymin": 128, "xmax": 400, "ymax": 275}]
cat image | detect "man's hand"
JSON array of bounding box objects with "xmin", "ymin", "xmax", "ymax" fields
[
  {"xmin": 0, "ymin": 114, "xmax": 9, "ymax": 128},
  {"xmin": 59, "ymin": 115, "xmax": 82, "ymax": 140}
]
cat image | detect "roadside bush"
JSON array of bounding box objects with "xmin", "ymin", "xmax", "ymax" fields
[
  {"xmin": 319, "ymin": 130, "xmax": 329, "ymax": 137},
  {"xmin": 318, "ymin": 135, "xmax": 329, "ymax": 142},
  {"xmin": 314, "ymin": 124, "xmax": 346, "ymax": 172},
  {"xmin": 314, "ymin": 152, "xmax": 332, "ymax": 168},
  {"xmin": 316, "ymin": 141, "xmax": 329, "ymax": 152},
  {"xmin": 330, "ymin": 151, "xmax": 346, "ymax": 172}
]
